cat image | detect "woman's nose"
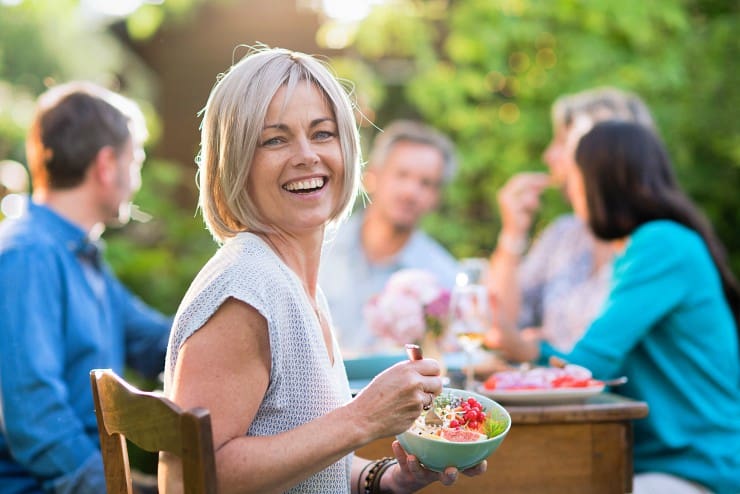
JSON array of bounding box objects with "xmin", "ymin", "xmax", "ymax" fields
[{"xmin": 292, "ymin": 137, "xmax": 319, "ymax": 166}]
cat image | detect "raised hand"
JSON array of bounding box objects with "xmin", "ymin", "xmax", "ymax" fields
[{"xmin": 497, "ymin": 172, "xmax": 551, "ymax": 239}]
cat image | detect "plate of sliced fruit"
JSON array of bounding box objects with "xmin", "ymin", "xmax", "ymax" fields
[{"xmin": 478, "ymin": 364, "xmax": 605, "ymax": 405}]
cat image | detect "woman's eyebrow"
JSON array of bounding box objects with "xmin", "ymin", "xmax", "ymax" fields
[
  {"xmin": 262, "ymin": 117, "xmax": 335, "ymax": 131},
  {"xmin": 310, "ymin": 117, "xmax": 335, "ymax": 127}
]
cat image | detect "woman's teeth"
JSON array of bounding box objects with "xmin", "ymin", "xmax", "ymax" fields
[{"xmin": 284, "ymin": 177, "xmax": 325, "ymax": 192}]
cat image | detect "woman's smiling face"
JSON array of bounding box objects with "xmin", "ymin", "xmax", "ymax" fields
[{"xmin": 248, "ymin": 82, "xmax": 344, "ymax": 235}]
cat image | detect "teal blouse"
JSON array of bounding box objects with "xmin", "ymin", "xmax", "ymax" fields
[{"xmin": 540, "ymin": 220, "xmax": 740, "ymax": 494}]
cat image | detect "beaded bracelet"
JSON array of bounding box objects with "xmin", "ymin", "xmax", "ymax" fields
[
  {"xmin": 357, "ymin": 461, "xmax": 373, "ymax": 494},
  {"xmin": 371, "ymin": 458, "xmax": 398, "ymax": 494},
  {"xmin": 363, "ymin": 457, "xmax": 395, "ymax": 494}
]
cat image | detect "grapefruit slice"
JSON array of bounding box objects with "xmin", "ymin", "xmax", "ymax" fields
[{"xmin": 440, "ymin": 429, "xmax": 486, "ymax": 442}]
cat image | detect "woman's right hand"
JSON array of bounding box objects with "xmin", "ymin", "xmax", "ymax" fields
[{"xmin": 348, "ymin": 358, "xmax": 443, "ymax": 440}]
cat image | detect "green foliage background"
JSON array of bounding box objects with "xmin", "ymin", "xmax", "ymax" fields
[
  {"xmin": 338, "ymin": 0, "xmax": 739, "ymax": 272},
  {"xmin": 0, "ymin": 0, "xmax": 217, "ymax": 315},
  {"xmin": 1, "ymin": 0, "xmax": 738, "ymax": 317}
]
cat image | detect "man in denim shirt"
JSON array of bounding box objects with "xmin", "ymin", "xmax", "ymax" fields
[{"xmin": 0, "ymin": 82, "xmax": 171, "ymax": 493}]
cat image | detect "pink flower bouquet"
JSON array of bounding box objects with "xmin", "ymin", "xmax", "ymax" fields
[{"xmin": 364, "ymin": 269, "xmax": 451, "ymax": 345}]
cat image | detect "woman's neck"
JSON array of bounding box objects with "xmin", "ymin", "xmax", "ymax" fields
[
  {"xmin": 258, "ymin": 230, "xmax": 323, "ymax": 298},
  {"xmin": 611, "ymin": 237, "xmax": 629, "ymax": 254}
]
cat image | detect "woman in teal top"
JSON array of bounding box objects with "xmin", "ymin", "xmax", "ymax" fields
[{"xmin": 496, "ymin": 121, "xmax": 740, "ymax": 494}]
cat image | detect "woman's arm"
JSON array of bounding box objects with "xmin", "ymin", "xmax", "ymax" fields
[
  {"xmin": 487, "ymin": 173, "xmax": 551, "ymax": 327},
  {"xmin": 539, "ymin": 226, "xmax": 691, "ymax": 378},
  {"xmin": 161, "ymin": 297, "xmax": 444, "ymax": 494}
]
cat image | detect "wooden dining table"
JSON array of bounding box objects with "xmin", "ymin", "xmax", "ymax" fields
[{"xmin": 356, "ymin": 392, "xmax": 649, "ymax": 494}]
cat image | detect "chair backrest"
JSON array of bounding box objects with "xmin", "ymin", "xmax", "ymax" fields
[{"xmin": 90, "ymin": 369, "xmax": 217, "ymax": 494}]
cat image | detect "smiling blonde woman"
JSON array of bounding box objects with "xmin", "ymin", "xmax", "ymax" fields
[{"xmin": 160, "ymin": 46, "xmax": 486, "ymax": 494}]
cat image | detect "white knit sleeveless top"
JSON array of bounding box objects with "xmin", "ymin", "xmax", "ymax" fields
[{"xmin": 164, "ymin": 232, "xmax": 353, "ymax": 493}]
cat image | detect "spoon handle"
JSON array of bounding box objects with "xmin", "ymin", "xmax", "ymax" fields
[
  {"xmin": 405, "ymin": 343, "xmax": 423, "ymax": 361},
  {"xmin": 602, "ymin": 376, "xmax": 628, "ymax": 387}
]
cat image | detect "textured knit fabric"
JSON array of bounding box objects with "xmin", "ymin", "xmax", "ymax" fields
[
  {"xmin": 540, "ymin": 220, "xmax": 740, "ymax": 494},
  {"xmin": 319, "ymin": 212, "xmax": 459, "ymax": 355},
  {"xmin": 0, "ymin": 202, "xmax": 171, "ymax": 494},
  {"xmin": 164, "ymin": 232, "xmax": 353, "ymax": 493},
  {"xmin": 519, "ymin": 214, "xmax": 612, "ymax": 351}
]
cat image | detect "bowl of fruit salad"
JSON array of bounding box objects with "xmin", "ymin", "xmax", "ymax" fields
[{"xmin": 396, "ymin": 388, "xmax": 511, "ymax": 472}]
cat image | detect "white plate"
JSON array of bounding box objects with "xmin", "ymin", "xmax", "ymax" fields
[{"xmin": 477, "ymin": 384, "xmax": 605, "ymax": 405}]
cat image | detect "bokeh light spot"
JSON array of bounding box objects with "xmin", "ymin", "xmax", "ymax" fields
[
  {"xmin": 0, "ymin": 160, "xmax": 29, "ymax": 193},
  {"xmin": 499, "ymin": 103, "xmax": 520, "ymax": 124},
  {"xmin": 536, "ymin": 48, "xmax": 557, "ymax": 69},
  {"xmin": 509, "ymin": 52, "xmax": 531, "ymax": 73},
  {"xmin": 1, "ymin": 194, "xmax": 28, "ymax": 219}
]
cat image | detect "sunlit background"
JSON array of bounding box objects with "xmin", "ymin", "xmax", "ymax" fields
[
  {"xmin": 0, "ymin": 160, "xmax": 28, "ymax": 219},
  {"xmin": 81, "ymin": 0, "xmax": 163, "ymax": 18}
]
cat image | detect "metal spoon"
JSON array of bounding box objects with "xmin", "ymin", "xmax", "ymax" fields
[
  {"xmin": 405, "ymin": 343, "xmax": 423, "ymax": 362},
  {"xmin": 602, "ymin": 376, "xmax": 628, "ymax": 387}
]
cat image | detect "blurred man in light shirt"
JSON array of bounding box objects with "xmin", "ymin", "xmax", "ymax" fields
[{"xmin": 320, "ymin": 120, "xmax": 459, "ymax": 355}]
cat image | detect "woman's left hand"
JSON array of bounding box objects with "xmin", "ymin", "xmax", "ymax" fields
[{"xmin": 382, "ymin": 440, "xmax": 487, "ymax": 493}]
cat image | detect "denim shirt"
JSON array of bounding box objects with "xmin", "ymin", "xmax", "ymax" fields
[{"xmin": 0, "ymin": 202, "xmax": 171, "ymax": 494}]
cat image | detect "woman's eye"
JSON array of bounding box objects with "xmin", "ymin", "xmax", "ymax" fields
[
  {"xmin": 262, "ymin": 137, "xmax": 283, "ymax": 146},
  {"xmin": 314, "ymin": 130, "xmax": 335, "ymax": 140}
]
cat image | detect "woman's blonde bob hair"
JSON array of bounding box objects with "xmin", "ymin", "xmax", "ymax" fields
[{"xmin": 197, "ymin": 46, "xmax": 361, "ymax": 243}]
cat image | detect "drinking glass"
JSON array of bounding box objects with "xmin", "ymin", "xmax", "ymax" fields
[
  {"xmin": 448, "ymin": 283, "xmax": 491, "ymax": 390},
  {"xmin": 455, "ymin": 257, "xmax": 489, "ymax": 287}
]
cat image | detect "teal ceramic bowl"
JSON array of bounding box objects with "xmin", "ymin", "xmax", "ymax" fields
[{"xmin": 396, "ymin": 388, "xmax": 511, "ymax": 472}]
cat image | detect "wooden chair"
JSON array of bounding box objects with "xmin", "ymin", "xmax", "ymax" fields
[{"xmin": 90, "ymin": 369, "xmax": 217, "ymax": 494}]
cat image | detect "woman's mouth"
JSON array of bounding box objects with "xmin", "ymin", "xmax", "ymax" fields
[{"xmin": 283, "ymin": 177, "xmax": 326, "ymax": 194}]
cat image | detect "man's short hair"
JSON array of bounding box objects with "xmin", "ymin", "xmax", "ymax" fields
[
  {"xmin": 26, "ymin": 81, "xmax": 145, "ymax": 191},
  {"xmin": 368, "ymin": 120, "xmax": 457, "ymax": 184}
]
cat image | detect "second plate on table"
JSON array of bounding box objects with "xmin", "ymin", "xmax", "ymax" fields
[{"xmin": 477, "ymin": 384, "xmax": 605, "ymax": 405}]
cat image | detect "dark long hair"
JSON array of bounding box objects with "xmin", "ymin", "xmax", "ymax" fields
[{"xmin": 575, "ymin": 120, "xmax": 740, "ymax": 329}]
